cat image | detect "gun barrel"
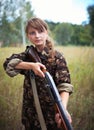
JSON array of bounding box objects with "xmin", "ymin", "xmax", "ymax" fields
[{"xmin": 45, "ymin": 71, "xmax": 73, "ymax": 130}]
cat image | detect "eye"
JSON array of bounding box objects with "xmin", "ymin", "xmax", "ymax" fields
[
  {"xmin": 38, "ymin": 30, "xmax": 43, "ymax": 33},
  {"xmin": 29, "ymin": 31, "xmax": 35, "ymax": 35}
]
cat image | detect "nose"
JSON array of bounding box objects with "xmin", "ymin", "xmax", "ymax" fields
[{"xmin": 35, "ymin": 32, "xmax": 40, "ymax": 37}]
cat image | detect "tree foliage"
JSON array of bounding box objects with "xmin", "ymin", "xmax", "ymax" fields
[
  {"xmin": 87, "ymin": 5, "xmax": 94, "ymax": 45},
  {"xmin": 0, "ymin": 0, "xmax": 35, "ymax": 46},
  {"xmin": 53, "ymin": 23, "xmax": 73, "ymax": 45},
  {"xmin": 0, "ymin": 1, "xmax": 94, "ymax": 46}
]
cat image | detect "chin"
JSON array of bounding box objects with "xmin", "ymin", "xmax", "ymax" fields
[{"xmin": 35, "ymin": 43, "xmax": 44, "ymax": 46}]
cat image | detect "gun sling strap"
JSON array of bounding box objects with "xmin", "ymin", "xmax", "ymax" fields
[{"xmin": 29, "ymin": 71, "xmax": 47, "ymax": 130}]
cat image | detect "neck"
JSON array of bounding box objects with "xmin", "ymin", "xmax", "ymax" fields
[{"xmin": 36, "ymin": 44, "xmax": 45, "ymax": 52}]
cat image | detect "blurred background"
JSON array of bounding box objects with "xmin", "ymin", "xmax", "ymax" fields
[{"xmin": 0, "ymin": 0, "xmax": 94, "ymax": 130}]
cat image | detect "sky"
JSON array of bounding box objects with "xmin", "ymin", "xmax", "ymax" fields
[{"xmin": 29, "ymin": 0, "xmax": 94, "ymax": 25}]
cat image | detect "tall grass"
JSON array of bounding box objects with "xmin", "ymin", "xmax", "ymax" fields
[
  {"xmin": 0, "ymin": 46, "xmax": 94, "ymax": 130},
  {"xmin": 0, "ymin": 47, "xmax": 25, "ymax": 130}
]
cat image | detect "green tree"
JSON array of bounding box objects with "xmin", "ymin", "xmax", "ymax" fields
[
  {"xmin": 71, "ymin": 24, "xmax": 92, "ymax": 46},
  {"xmin": 79, "ymin": 25, "xmax": 92, "ymax": 46},
  {"xmin": 0, "ymin": 13, "xmax": 10, "ymax": 46},
  {"xmin": 87, "ymin": 5, "xmax": 94, "ymax": 45},
  {"xmin": 0, "ymin": 0, "xmax": 35, "ymax": 46},
  {"xmin": 0, "ymin": 0, "xmax": 15, "ymax": 46},
  {"xmin": 53, "ymin": 23, "xmax": 73, "ymax": 45}
]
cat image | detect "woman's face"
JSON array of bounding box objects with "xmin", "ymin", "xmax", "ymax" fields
[{"xmin": 27, "ymin": 27, "xmax": 48, "ymax": 47}]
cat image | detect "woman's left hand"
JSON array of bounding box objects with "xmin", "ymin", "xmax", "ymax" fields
[{"xmin": 55, "ymin": 110, "xmax": 72, "ymax": 128}]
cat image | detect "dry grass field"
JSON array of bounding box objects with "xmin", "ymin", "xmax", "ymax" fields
[{"xmin": 0, "ymin": 46, "xmax": 94, "ymax": 130}]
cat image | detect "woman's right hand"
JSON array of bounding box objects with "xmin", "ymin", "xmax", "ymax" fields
[
  {"xmin": 31, "ymin": 62, "xmax": 46, "ymax": 77},
  {"xmin": 15, "ymin": 61, "xmax": 46, "ymax": 78}
]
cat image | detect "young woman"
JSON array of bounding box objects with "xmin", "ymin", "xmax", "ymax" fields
[{"xmin": 3, "ymin": 17, "xmax": 73, "ymax": 130}]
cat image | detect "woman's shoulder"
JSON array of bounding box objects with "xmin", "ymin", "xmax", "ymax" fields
[{"xmin": 54, "ymin": 50, "xmax": 65, "ymax": 59}]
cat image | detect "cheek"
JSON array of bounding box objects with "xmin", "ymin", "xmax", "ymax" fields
[
  {"xmin": 43, "ymin": 34, "xmax": 48, "ymax": 40},
  {"xmin": 27, "ymin": 35, "xmax": 33, "ymax": 41}
]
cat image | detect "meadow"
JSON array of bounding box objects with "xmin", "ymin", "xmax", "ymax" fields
[{"xmin": 0, "ymin": 46, "xmax": 94, "ymax": 130}]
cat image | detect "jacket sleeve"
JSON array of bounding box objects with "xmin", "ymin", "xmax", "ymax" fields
[
  {"xmin": 54, "ymin": 51, "xmax": 73, "ymax": 94},
  {"xmin": 3, "ymin": 51, "xmax": 28, "ymax": 77}
]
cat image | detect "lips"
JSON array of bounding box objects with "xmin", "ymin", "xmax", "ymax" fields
[{"xmin": 35, "ymin": 39, "xmax": 42, "ymax": 43}]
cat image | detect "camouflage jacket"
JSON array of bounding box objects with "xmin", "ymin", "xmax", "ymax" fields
[{"xmin": 3, "ymin": 45, "xmax": 73, "ymax": 130}]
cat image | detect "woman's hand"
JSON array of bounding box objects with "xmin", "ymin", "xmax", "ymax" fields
[
  {"xmin": 15, "ymin": 61, "xmax": 46, "ymax": 78},
  {"xmin": 31, "ymin": 62, "xmax": 46, "ymax": 77},
  {"xmin": 55, "ymin": 92, "xmax": 72, "ymax": 128},
  {"xmin": 55, "ymin": 110, "xmax": 72, "ymax": 128},
  {"xmin": 55, "ymin": 113, "xmax": 61, "ymax": 128}
]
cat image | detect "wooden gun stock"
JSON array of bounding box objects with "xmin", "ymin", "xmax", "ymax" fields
[{"xmin": 26, "ymin": 45, "xmax": 41, "ymax": 63}]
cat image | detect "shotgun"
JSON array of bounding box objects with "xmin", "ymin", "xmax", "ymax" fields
[{"xmin": 26, "ymin": 45, "xmax": 73, "ymax": 130}]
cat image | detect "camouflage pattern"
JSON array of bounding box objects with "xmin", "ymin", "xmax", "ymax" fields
[{"xmin": 3, "ymin": 45, "xmax": 73, "ymax": 130}]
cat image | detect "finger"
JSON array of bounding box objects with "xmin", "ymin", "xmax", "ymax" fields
[
  {"xmin": 55, "ymin": 113, "xmax": 60, "ymax": 122},
  {"xmin": 69, "ymin": 114, "xmax": 72, "ymax": 123},
  {"xmin": 55, "ymin": 113, "xmax": 62, "ymax": 128},
  {"xmin": 37, "ymin": 69, "xmax": 45, "ymax": 78},
  {"xmin": 38, "ymin": 63, "xmax": 46, "ymax": 70},
  {"xmin": 66, "ymin": 110, "xmax": 72, "ymax": 123},
  {"xmin": 40, "ymin": 71, "xmax": 45, "ymax": 77},
  {"xmin": 57, "ymin": 119, "xmax": 61, "ymax": 128}
]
